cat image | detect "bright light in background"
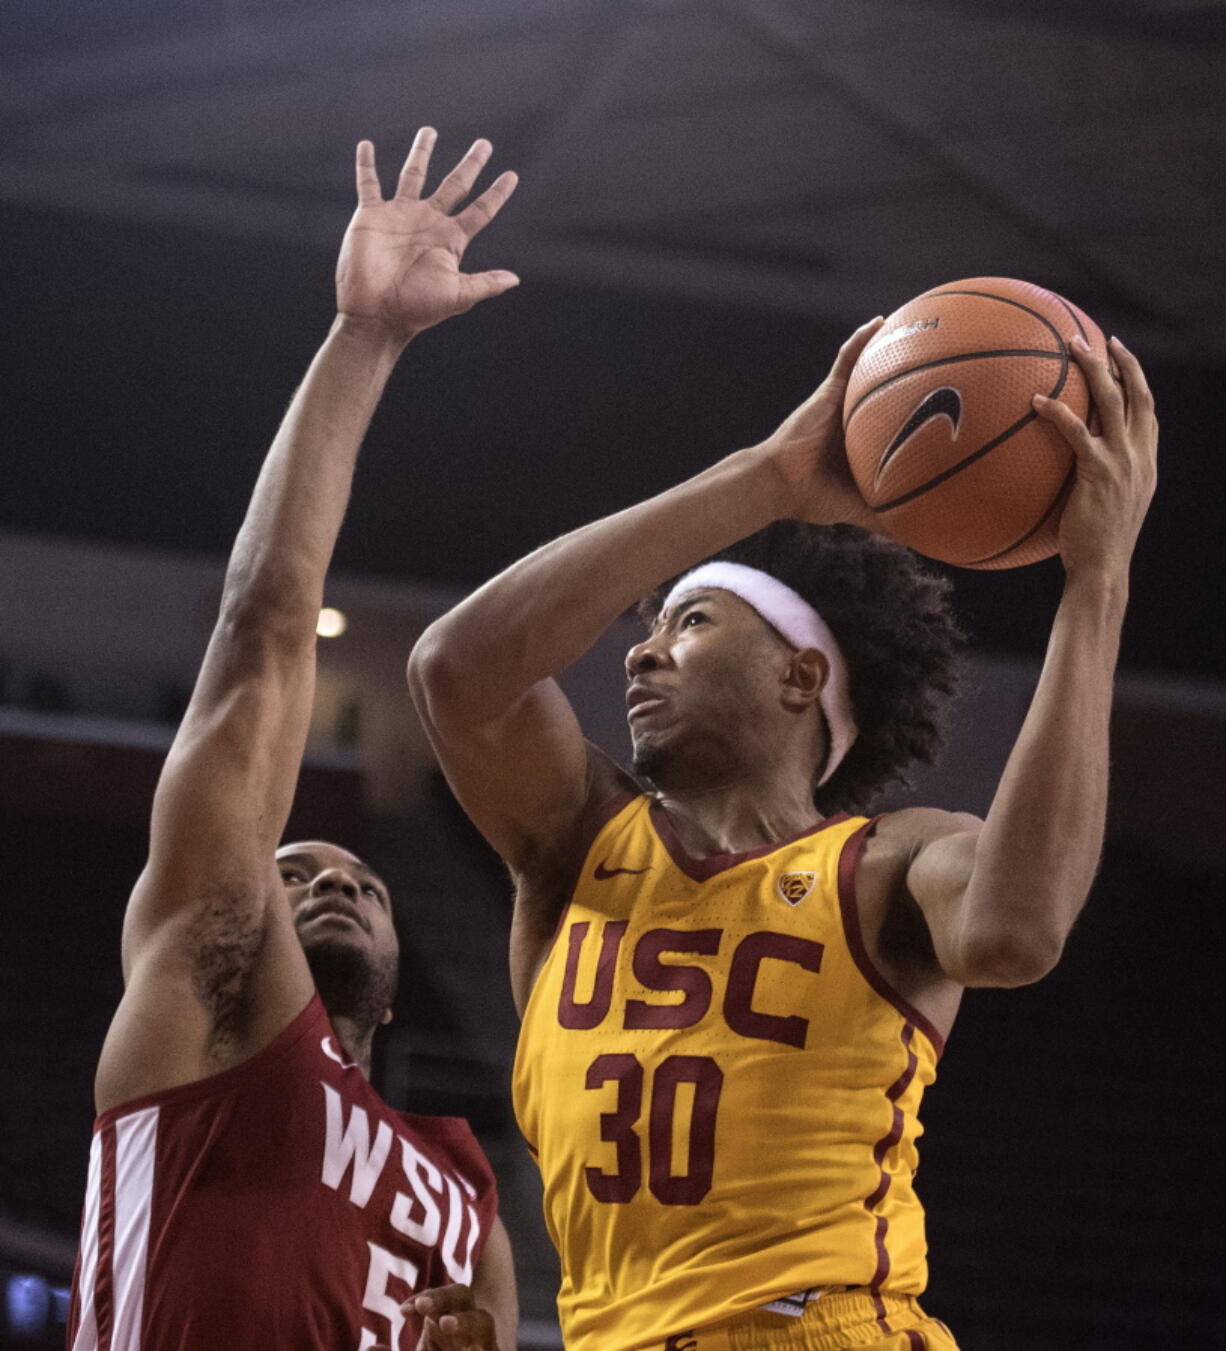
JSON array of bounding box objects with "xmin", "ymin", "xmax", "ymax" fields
[
  {"xmin": 316, "ymin": 607, "xmax": 347, "ymax": 638},
  {"xmin": 6, "ymin": 1274, "xmax": 51, "ymax": 1334}
]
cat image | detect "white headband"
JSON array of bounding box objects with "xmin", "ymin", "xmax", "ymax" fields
[{"xmin": 662, "ymin": 560, "xmax": 858, "ymax": 786}]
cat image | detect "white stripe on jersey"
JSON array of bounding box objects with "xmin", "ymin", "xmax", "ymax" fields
[
  {"xmin": 111, "ymin": 1106, "xmax": 159, "ymax": 1348},
  {"xmin": 71, "ymin": 1132, "xmax": 103, "ymax": 1351}
]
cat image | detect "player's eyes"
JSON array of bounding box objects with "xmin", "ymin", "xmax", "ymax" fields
[
  {"xmin": 279, "ymin": 869, "xmax": 306, "ymax": 885},
  {"xmin": 681, "ymin": 610, "xmax": 708, "ymax": 627}
]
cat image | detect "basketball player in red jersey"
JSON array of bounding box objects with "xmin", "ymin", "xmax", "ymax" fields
[
  {"xmin": 69, "ymin": 131, "xmax": 519, "ymax": 1351},
  {"xmin": 408, "ymin": 319, "xmax": 1157, "ymax": 1350}
]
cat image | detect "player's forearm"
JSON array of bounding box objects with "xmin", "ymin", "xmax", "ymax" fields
[
  {"xmin": 220, "ymin": 316, "xmax": 403, "ymax": 634},
  {"xmin": 412, "ymin": 444, "xmax": 790, "ymax": 721},
  {"xmin": 470, "ymin": 1218, "xmax": 518, "ymax": 1351},
  {"xmin": 141, "ymin": 317, "xmax": 406, "ymax": 890},
  {"xmin": 960, "ymin": 565, "xmax": 1129, "ymax": 978}
]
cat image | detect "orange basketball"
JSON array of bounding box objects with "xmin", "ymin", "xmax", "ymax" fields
[{"xmin": 842, "ymin": 277, "xmax": 1105, "ymax": 568}]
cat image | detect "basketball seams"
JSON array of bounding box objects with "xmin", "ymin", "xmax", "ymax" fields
[
  {"xmin": 929, "ymin": 288, "xmax": 1070, "ymax": 354},
  {"xmin": 847, "ymin": 285, "xmax": 1075, "ymax": 426},
  {"xmin": 871, "ymin": 353, "xmax": 1072, "ymax": 513},
  {"xmin": 1052, "ymin": 295, "xmax": 1089, "ymax": 344},
  {"xmin": 966, "ymin": 463, "xmax": 1076, "ymax": 567},
  {"xmin": 844, "ymin": 349, "xmax": 1063, "ymax": 427},
  {"xmin": 844, "ymin": 278, "xmax": 1100, "ymax": 568}
]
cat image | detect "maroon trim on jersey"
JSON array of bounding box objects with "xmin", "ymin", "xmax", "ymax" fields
[
  {"xmin": 649, "ymin": 799, "xmax": 851, "ymax": 882},
  {"xmin": 870, "ymin": 1277, "xmax": 890, "ymax": 1333},
  {"xmin": 864, "ymin": 1102, "xmax": 905, "ymax": 1212},
  {"xmin": 96, "ymin": 1122, "xmax": 117, "ymax": 1351},
  {"xmin": 906, "ymin": 1331, "xmax": 927, "ymax": 1350},
  {"xmin": 836, "ymin": 818, "xmax": 945, "ymax": 1059},
  {"xmin": 864, "ymin": 1023, "xmax": 919, "ymax": 1324},
  {"xmin": 885, "ymin": 1038, "xmax": 920, "ymax": 1102},
  {"xmin": 92, "ymin": 994, "xmax": 323, "ymax": 1129}
]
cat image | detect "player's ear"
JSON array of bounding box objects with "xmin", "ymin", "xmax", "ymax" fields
[
  {"xmin": 781, "ymin": 648, "xmax": 828, "ymax": 712},
  {"xmin": 380, "ymin": 1006, "xmax": 394, "ymax": 1027}
]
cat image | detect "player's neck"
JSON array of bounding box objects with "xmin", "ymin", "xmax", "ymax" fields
[
  {"xmin": 327, "ymin": 1015, "xmax": 375, "ymax": 1080},
  {"xmin": 653, "ymin": 768, "xmax": 822, "ymax": 859}
]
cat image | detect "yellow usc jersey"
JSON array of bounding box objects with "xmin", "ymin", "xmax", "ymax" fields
[{"xmin": 512, "ymin": 795, "xmax": 945, "ymax": 1351}]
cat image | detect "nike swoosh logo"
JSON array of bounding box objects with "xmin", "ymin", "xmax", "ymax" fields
[
  {"xmin": 877, "ymin": 386, "xmax": 962, "ymax": 481},
  {"xmin": 593, "ymin": 860, "xmax": 652, "ymax": 880}
]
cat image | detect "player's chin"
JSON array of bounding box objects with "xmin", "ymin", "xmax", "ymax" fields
[
  {"xmin": 297, "ymin": 923, "xmax": 371, "ymax": 964},
  {"xmin": 302, "ymin": 933, "xmax": 392, "ymax": 1023},
  {"xmin": 300, "ymin": 930, "xmax": 383, "ymax": 984},
  {"xmin": 630, "ymin": 728, "xmax": 677, "ymax": 785}
]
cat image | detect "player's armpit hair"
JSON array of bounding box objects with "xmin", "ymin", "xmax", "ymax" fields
[
  {"xmin": 186, "ymin": 886, "xmax": 269, "ymax": 1039},
  {"xmin": 638, "ymin": 522, "xmax": 964, "ymax": 815}
]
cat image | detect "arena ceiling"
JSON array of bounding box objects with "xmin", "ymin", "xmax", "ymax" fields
[
  {"xmin": 1, "ymin": 0, "xmax": 1222, "ymax": 677},
  {"xmin": 4, "ymin": 0, "xmax": 1223, "ymax": 358}
]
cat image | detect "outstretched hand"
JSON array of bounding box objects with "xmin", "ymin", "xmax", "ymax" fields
[
  {"xmin": 336, "ymin": 129, "xmax": 519, "ymax": 345},
  {"xmin": 1033, "ymin": 335, "xmax": 1158, "ymax": 578},
  {"xmin": 756, "ymin": 316, "xmax": 884, "ymax": 529}
]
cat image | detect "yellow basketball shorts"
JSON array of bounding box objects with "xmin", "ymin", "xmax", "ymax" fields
[{"xmin": 656, "ymin": 1289, "xmax": 960, "ymax": 1351}]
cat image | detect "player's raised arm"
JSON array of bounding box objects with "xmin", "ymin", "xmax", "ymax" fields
[
  {"xmin": 97, "ymin": 132, "xmax": 519, "ymax": 1110},
  {"xmin": 900, "ymin": 336, "xmax": 1158, "ymax": 987}
]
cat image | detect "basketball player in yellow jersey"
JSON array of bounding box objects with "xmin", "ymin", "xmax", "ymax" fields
[{"xmin": 408, "ymin": 320, "xmax": 1157, "ymax": 1350}]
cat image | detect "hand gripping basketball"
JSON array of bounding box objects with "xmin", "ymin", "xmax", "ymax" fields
[
  {"xmin": 758, "ymin": 315, "xmax": 885, "ymax": 529},
  {"xmin": 1033, "ymin": 335, "xmax": 1158, "ymax": 577},
  {"xmin": 842, "ymin": 277, "xmax": 1119, "ymax": 568}
]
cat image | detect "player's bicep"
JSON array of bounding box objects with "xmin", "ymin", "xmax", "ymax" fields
[
  {"xmin": 896, "ymin": 809, "xmax": 983, "ymax": 982},
  {"xmin": 417, "ymin": 674, "xmax": 596, "ymax": 868},
  {"xmin": 129, "ymin": 625, "xmax": 315, "ymax": 954}
]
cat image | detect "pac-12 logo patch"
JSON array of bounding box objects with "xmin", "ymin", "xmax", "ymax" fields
[
  {"xmin": 777, "ymin": 872, "xmax": 817, "ymax": 906},
  {"xmin": 665, "ymin": 1334, "xmax": 698, "ymax": 1351}
]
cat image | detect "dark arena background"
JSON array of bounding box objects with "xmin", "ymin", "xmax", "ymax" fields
[{"xmin": 1, "ymin": 2, "xmax": 1223, "ymax": 1348}]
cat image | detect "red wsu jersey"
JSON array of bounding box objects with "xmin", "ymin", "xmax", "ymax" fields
[{"xmin": 68, "ymin": 995, "xmax": 498, "ymax": 1351}]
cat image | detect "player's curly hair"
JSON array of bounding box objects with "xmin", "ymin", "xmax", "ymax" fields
[{"xmin": 637, "ymin": 522, "xmax": 965, "ymax": 816}]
